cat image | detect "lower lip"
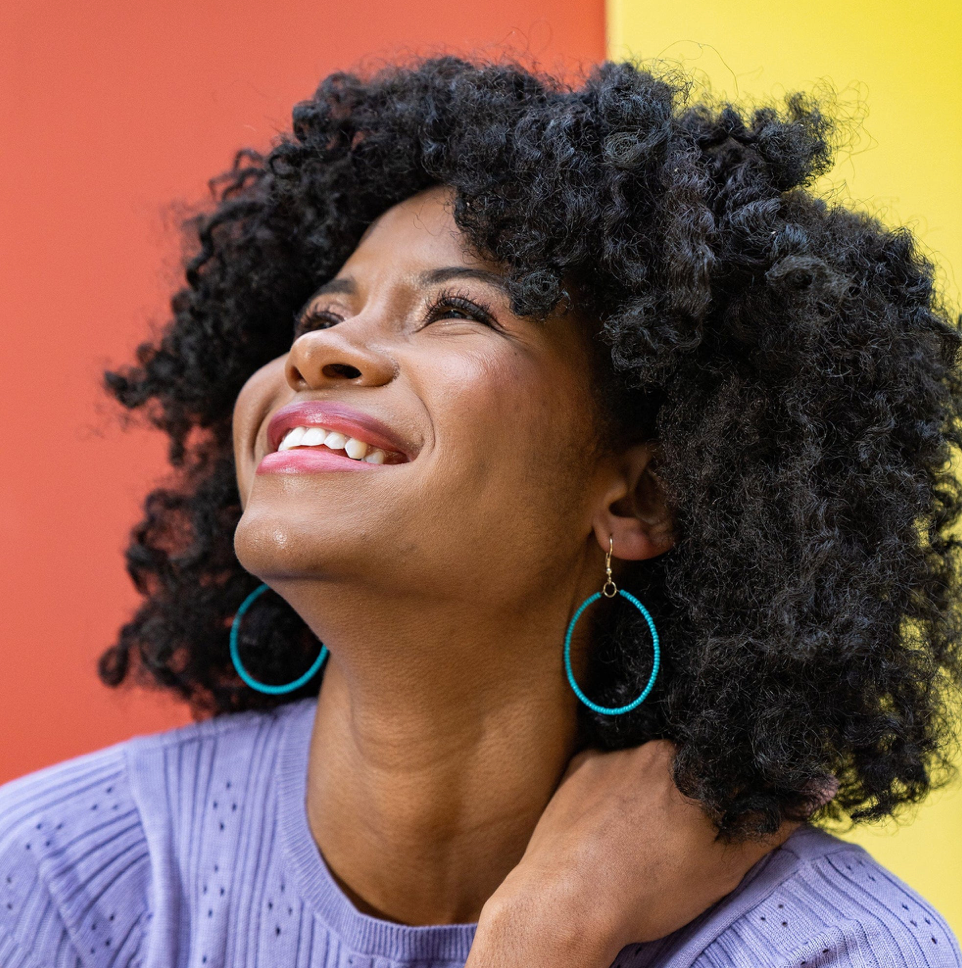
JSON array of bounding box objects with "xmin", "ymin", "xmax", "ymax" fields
[{"xmin": 256, "ymin": 448, "xmax": 395, "ymax": 474}]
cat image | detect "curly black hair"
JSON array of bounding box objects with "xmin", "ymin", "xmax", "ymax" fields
[{"xmin": 97, "ymin": 54, "xmax": 962, "ymax": 838}]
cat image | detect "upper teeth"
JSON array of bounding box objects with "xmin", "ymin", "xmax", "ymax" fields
[{"xmin": 277, "ymin": 426, "xmax": 389, "ymax": 464}]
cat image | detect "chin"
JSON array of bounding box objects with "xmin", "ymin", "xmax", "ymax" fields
[
  {"xmin": 234, "ymin": 503, "xmax": 338, "ymax": 580},
  {"xmin": 233, "ymin": 496, "xmax": 415, "ymax": 587}
]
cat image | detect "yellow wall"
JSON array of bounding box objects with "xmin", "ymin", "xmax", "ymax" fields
[{"xmin": 608, "ymin": 0, "xmax": 962, "ymax": 935}]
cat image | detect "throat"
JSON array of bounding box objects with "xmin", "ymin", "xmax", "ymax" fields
[{"xmin": 302, "ymin": 650, "xmax": 580, "ymax": 926}]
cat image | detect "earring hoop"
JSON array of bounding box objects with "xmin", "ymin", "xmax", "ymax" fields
[
  {"xmin": 229, "ymin": 582, "xmax": 329, "ymax": 695},
  {"xmin": 563, "ymin": 537, "xmax": 660, "ymax": 715}
]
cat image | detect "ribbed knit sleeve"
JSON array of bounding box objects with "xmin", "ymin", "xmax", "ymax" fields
[
  {"xmin": 0, "ymin": 742, "xmax": 150, "ymax": 968},
  {"xmin": 699, "ymin": 841, "xmax": 961, "ymax": 967},
  {"xmin": 616, "ymin": 829, "xmax": 962, "ymax": 968}
]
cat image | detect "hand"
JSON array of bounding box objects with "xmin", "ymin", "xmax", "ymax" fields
[{"xmin": 464, "ymin": 741, "xmax": 798, "ymax": 968}]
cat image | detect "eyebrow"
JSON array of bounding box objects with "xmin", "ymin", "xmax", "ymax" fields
[
  {"xmin": 416, "ymin": 266, "xmax": 511, "ymax": 293},
  {"xmin": 307, "ymin": 266, "xmax": 512, "ymax": 301},
  {"xmin": 310, "ymin": 277, "xmax": 356, "ymax": 297}
]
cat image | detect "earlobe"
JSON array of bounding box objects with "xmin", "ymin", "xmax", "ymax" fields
[{"xmin": 592, "ymin": 513, "xmax": 673, "ymax": 563}]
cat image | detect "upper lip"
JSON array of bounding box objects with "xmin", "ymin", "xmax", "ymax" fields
[{"xmin": 266, "ymin": 401, "xmax": 416, "ymax": 460}]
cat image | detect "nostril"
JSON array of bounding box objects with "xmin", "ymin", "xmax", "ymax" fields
[{"xmin": 322, "ymin": 363, "xmax": 362, "ymax": 379}]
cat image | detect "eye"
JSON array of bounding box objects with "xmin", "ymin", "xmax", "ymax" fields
[
  {"xmin": 424, "ymin": 288, "xmax": 501, "ymax": 331},
  {"xmin": 292, "ymin": 306, "xmax": 341, "ymax": 340}
]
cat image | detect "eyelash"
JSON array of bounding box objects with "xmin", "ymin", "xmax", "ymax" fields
[
  {"xmin": 424, "ymin": 288, "xmax": 500, "ymax": 330},
  {"xmin": 292, "ymin": 287, "xmax": 500, "ymax": 339}
]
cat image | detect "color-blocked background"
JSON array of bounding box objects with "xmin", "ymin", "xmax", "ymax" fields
[{"xmin": 1, "ymin": 0, "xmax": 958, "ymax": 936}]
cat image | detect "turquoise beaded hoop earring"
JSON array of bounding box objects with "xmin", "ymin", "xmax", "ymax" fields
[
  {"xmin": 229, "ymin": 582, "xmax": 329, "ymax": 695},
  {"xmin": 564, "ymin": 536, "xmax": 660, "ymax": 715}
]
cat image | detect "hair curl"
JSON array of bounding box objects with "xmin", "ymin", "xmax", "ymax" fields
[{"xmin": 98, "ymin": 54, "xmax": 962, "ymax": 838}]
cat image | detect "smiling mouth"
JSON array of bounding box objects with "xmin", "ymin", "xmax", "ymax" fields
[{"xmin": 275, "ymin": 425, "xmax": 407, "ymax": 464}]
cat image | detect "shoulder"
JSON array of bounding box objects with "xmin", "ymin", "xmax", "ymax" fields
[
  {"xmin": 0, "ymin": 700, "xmax": 305, "ymax": 968},
  {"xmin": 765, "ymin": 826, "xmax": 961, "ymax": 967},
  {"xmin": 0, "ymin": 736, "xmax": 144, "ymax": 968},
  {"xmin": 710, "ymin": 826, "xmax": 960, "ymax": 967},
  {"xmin": 621, "ymin": 826, "xmax": 961, "ymax": 968}
]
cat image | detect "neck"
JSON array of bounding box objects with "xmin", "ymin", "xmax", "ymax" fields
[{"xmin": 295, "ymin": 584, "xmax": 588, "ymax": 926}]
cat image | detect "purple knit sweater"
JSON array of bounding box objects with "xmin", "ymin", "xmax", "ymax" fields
[{"xmin": 0, "ymin": 697, "xmax": 958, "ymax": 968}]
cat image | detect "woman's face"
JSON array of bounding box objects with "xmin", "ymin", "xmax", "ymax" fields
[{"xmin": 232, "ymin": 185, "xmax": 614, "ymax": 608}]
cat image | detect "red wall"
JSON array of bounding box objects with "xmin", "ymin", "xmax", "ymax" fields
[{"xmin": 0, "ymin": 0, "xmax": 604, "ymax": 784}]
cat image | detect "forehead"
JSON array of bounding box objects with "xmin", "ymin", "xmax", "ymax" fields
[{"xmin": 344, "ymin": 186, "xmax": 489, "ymax": 276}]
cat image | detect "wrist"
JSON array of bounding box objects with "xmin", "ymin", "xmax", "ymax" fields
[{"xmin": 468, "ymin": 889, "xmax": 625, "ymax": 968}]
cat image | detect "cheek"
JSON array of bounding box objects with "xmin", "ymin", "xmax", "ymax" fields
[
  {"xmin": 424, "ymin": 344, "xmax": 595, "ymax": 513},
  {"xmin": 409, "ymin": 345, "xmax": 598, "ymax": 595},
  {"xmin": 232, "ymin": 356, "xmax": 288, "ymax": 503}
]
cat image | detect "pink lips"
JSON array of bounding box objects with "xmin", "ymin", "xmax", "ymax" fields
[
  {"xmin": 258, "ymin": 448, "xmax": 384, "ymax": 474},
  {"xmin": 257, "ymin": 401, "xmax": 414, "ymax": 475}
]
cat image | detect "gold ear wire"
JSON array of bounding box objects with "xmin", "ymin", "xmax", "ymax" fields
[{"xmin": 603, "ymin": 535, "xmax": 617, "ymax": 598}]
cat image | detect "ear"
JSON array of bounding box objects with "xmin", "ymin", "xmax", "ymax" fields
[{"xmin": 591, "ymin": 442, "xmax": 675, "ymax": 562}]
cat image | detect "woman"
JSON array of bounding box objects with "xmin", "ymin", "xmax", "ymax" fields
[{"xmin": 1, "ymin": 55, "xmax": 960, "ymax": 968}]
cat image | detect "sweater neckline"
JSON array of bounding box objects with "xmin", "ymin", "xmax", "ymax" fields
[{"xmin": 276, "ymin": 697, "xmax": 478, "ymax": 963}]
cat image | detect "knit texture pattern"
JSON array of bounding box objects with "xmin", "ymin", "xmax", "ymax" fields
[{"xmin": 1, "ymin": 698, "xmax": 958, "ymax": 968}]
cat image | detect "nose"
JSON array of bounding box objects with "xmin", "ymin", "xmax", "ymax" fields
[{"xmin": 284, "ymin": 325, "xmax": 396, "ymax": 391}]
